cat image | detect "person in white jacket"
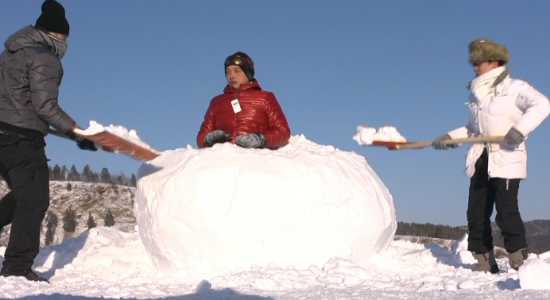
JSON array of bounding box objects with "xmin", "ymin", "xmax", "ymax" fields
[{"xmin": 432, "ymin": 38, "xmax": 550, "ymax": 273}]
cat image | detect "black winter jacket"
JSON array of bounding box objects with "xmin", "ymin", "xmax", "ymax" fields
[{"xmin": 0, "ymin": 25, "xmax": 75, "ymax": 137}]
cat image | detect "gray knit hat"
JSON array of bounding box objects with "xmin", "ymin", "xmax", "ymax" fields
[{"xmin": 468, "ymin": 38, "xmax": 509, "ymax": 66}]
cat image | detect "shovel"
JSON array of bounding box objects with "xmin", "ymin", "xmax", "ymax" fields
[
  {"xmin": 371, "ymin": 135, "xmax": 505, "ymax": 150},
  {"xmin": 48, "ymin": 128, "xmax": 159, "ymax": 161}
]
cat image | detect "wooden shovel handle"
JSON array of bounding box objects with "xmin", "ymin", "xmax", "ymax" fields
[
  {"xmin": 394, "ymin": 135, "xmax": 505, "ymax": 150},
  {"xmin": 47, "ymin": 128, "xmax": 72, "ymax": 140}
]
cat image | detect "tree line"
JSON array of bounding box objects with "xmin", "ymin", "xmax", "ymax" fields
[
  {"xmin": 44, "ymin": 208, "xmax": 116, "ymax": 246},
  {"xmin": 396, "ymin": 222, "xmax": 468, "ymax": 240},
  {"xmin": 48, "ymin": 164, "xmax": 136, "ymax": 187},
  {"xmin": 397, "ymin": 220, "xmax": 550, "ymax": 254}
]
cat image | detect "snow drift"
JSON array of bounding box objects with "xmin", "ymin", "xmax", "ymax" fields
[{"xmin": 134, "ymin": 135, "xmax": 397, "ymax": 276}]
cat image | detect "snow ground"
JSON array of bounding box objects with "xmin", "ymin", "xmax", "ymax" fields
[{"xmin": 0, "ymin": 227, "xmax": 549, "ymax": 300}]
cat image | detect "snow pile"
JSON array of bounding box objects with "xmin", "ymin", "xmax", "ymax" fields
[
  {"xmin": 33, "ymin": 227, "xmax": 155, "ymax": 277},
  {"xmin": 451, "ymin": 233, "xmax": 476, "ymax": 265},
  {"xmin": 519, "ymin": 253, "xmax": 550, "ymax": 290},
  {"xmin": 74, "ymin": 120, "xmax": 156, "ymax": 151},
  {"xmin": 134, "ymin": 134, "xmax": 397, "ymax": 278},
  {"xmin": 353, "ymin": 125, "xmax": 406, "ymax": 145}
]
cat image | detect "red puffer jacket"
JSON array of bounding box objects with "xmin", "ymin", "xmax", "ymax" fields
[{"xmin": 197, "ymin": 80, "xmax": 291, "ymax": 149}]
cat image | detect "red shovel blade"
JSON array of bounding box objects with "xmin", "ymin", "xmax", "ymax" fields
[
  {"xmin": 74, "ymin": 130, "xmax": 159, "ymax": 161},
  {"xmin": 371, "ymin": 140, "xmax": 408, "ymax": 150},
  {"xmin": 370, "ymin": 140, "xmax": 430, "ymax": 150}
]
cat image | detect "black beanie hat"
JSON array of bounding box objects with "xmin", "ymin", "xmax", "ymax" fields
[
  {"xmin": 35, "ymin": 0, "xmax": 70, "ymax": 36},
  {"xmin": 224, "ymin": 52, "xmax": 255, "ymax": 81}
]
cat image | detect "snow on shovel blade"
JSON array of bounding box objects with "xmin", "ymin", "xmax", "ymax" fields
[{"xmin": 73, "ymin": 129, "xmax": 159, "ymax": 161}]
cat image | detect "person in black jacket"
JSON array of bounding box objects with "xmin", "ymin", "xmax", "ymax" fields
[{"xmin": 0, "ymin": 0, "xmax": 96, "ymax": 282}]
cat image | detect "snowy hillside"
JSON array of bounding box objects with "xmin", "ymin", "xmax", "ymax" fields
[{"xmin": 0, "ymin": 180, "xmax": 136, "ymax": 247}]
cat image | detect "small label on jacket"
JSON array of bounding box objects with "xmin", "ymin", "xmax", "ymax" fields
[{"xmin": 231, "ymin": 99, "xmax": 242, "ymax": 113}]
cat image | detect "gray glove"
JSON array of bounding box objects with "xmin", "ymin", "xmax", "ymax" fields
[
  {"xmin": 235, "ymin": 133, "xmax": 266, "ymax": 149},
  {"xmin": 505, "ymin": 127, "xmax": 524, "ymax": 145},
  {"xmin": 204, "ymin": 130, "xmax": 232, "ymax": 147},
  {"xmin": 432, "ymin": 134, "xmax": 458, "ymax": 150}
]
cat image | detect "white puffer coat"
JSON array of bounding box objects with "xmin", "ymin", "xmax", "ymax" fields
[{"xmin": 448, "ymin": 75, "xmax": 550, "ymax": 179}]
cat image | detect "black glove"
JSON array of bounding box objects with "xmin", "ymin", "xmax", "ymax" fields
[
  {"xmin": 76, "ymin": 138, "xmax": 97, "ymax": 151},
  {"xmin": 432, "ymin": 134, "xmax": 458, "ymax": 150},
  {"xmin": 64, "ymin": 129, "xmax": 97, "ymax": 152},
  {"xmin": 235, "ymin": 133, "xmax": 266, "ymax": 149},
  {"xmin": 204, "ymin": 130, "xmax": 232, "ymax": 147},
  {"xmin": 505, "ymin": 127, "xmax": 525, "ymax": 145}
]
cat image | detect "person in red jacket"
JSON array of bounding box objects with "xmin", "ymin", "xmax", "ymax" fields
[{"xmin": 197, "ymin": 52, "xmax": 290, "ymax": 149}]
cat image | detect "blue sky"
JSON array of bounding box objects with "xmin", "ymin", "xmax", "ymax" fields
[{"xmin": 2, "ymin": 1, "xmax": 550, "ymax": 226}]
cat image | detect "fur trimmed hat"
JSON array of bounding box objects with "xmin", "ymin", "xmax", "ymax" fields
[
  {"xmin": 469, "ymin": 38, "xmax": 509, "ymax": 66},
  {"xmin": 35, "ymin": 0, "xmax": 70, "ymax": 36}
]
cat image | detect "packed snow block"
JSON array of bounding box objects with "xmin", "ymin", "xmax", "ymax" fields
[
  {"xmin": 451, "ymin": 234, "xmax": 476, "ymax": 265},
  {"xmin": 135, "ymin": 135, "xmax": 397, "ymax": 275},
  {"xmin": 519, "ymin": 256, "xmax": 550, "ymax": 290}
]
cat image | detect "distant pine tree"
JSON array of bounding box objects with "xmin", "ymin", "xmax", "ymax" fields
[
  {"xmin": 62, "ymin": 207, "xmax": 77, "ymax": 233},
  {"xmin": 115, "ymin": 174, "xmax": 124, "ymax": 186},
  {"xmin": 45, "ymin": 224, "xmax": 54, "ymax": 246},
  {"xmin": 44, "ymin": 212, "xmax": 58, "ymax": 246},
  {"xmin": 68, "ymin": 165, "xmax": 79, "ymax": 181},
  {"xmin": 131, "ymin": 174, "xmax": 137, "ymax": 187},
  {"xmin": 101, "ymin": 168, "xmax": 111, "ymax": 183},
  {"xmin": 52, "ymin": 164, "xmax": 61, "ymax": 181},
  {"xmin": 90, "ymin": 172, "xmax": 99, "ymax": 182},
  {"xmin": 104, "ymin": 209, "xmax": 115, "ymax": 227},
  {"xmin": 61, "ymin": 165, "xmax": 68, "ymax": 181},
  {"xmin": 86, "ymin": 212, "xmax": 97, "ymax": 229},
  {"xmin": 112, "ymin": 183, "xmax": 119, "ymax": 194},
  {"xmin": 82, "ymin": 165, "xmax": 92, "ymax": 182},
  {"xmin": 96, "ymin": 186, "xmax": 105, "ymax": 195}
]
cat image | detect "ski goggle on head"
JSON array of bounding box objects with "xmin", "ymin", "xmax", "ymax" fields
[{"xmin": 224, "ymin": 55, "xmax": 254, "ymax": 68}]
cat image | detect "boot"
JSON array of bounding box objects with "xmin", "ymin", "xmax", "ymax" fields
[
  {"xmin": 0, "ymin": 268, "xmax": 49, "ymax": 283},
  {"xmin": 509, "ymin": 248, "xmax": 528, "ymax": 271},
  {"xmin": 472, "ymin": 249, "xmax": 500, "ymax": 274}
]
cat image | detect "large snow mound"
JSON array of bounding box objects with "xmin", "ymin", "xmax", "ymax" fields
[{"xmin": 134, "ymin": 135, "xmax": 397, "ymax": 277}]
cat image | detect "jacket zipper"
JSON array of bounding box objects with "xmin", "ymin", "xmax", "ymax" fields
[{"xmin": 234, "ymin": 89, "xmax": 240, "ymax": 139}]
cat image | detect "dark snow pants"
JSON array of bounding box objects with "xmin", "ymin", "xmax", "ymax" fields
[
  {"xmin": 0, "ymin": 133, "xmax": 49, "ymax": 273},
  {"xmin": 467, "ymin": 148, "xmax": 527, "ymax": 254}
]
